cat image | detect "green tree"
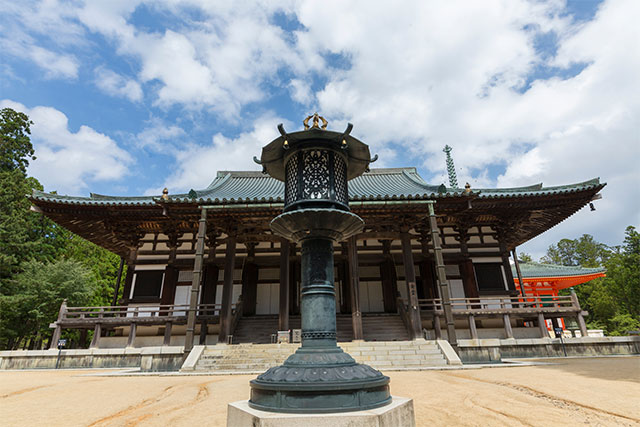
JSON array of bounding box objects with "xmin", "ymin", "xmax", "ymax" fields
[
  {"xmin": 542, "ymin": 234, "xmax": 609, "ymax": 267},
  {"xmin": 0, "ymin": 259, "xmax": 94, "ymax": 349},
  {"xmin": 60, "ymin": 235, "xmax": 126, "ymax": 306},
  {"xmin": 517, "ymin": 252, "xmax": 533, "ymax": 263},
  {"xmin": 546, "ymin": 227, "xmax": 640, "ymax": 335},
  {"xmin": 0, "ymin": 108, "xmax": 35, "ymax": 174}
]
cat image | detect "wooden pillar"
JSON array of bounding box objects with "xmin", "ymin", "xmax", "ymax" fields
[
  {"xmin": 503, "ymin": 314, "xmax": 514, "ymax": 339},
  {"xmin": 419, "ymin": 234, "xmax": 438, "ymax": 300},
  {"xmin": 433, "ymin": 315, "xmax": 442, "ymax": 339},
  {"xmin": 279, "ymin": 240, "xmax": 290, "ymax": 331},
  {"xmin": 199, "ymin": 320, "xmax": 208, "ymax": 345},
  {"xmin": 427, "ymin": 203, "xmax": 458, "ymax": 350},
  {"xmin": 127, "ymin": 323, "xmax": 137, "ymax": 348},
  {"xmin": 89, "ymin": 323, "xmax": 101, "ymax": 348},
  {"xmin": 163, "ymin": 322, "xmax": 172, "ymax": 346},
  {"xmin": 347, "ymin": 236, "xmax": 363, "ymax": 340},
  {"xmin": 241, "ymin": 246, "xmax": 259, "ymax": 316},
  {"xmin": 468, "ymin": 314, "xmax": 478, "ymax": 340},
  {"xmin": 219, "ymin": 233, "xmax": 237, "ymax": 344},
  {"xmin": 185, "ymin": 209, "xmax": 207, "ymax": 353},
  {"xmin": 538, "ymin": 313, "xmax": 549, "ymax": 338},
  {"xmin": 379, "ymin": 240, "xmax": 398, "ymax": 313},
  {"xmin": 401, "ymin": 231, "xmax": 422, "ymax": 339}
]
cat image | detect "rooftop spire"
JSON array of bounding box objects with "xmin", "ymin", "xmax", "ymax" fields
[{"xmin": 443, "ymin": 145, "xmax": 458, "ymax": 188}]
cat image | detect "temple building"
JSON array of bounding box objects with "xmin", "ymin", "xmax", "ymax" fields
[
  {"xmin": 30, "ymin": 164, "xmax": 605, "ymax": 350},
  {"xmin": 511, "ymin": 262, "xmax": 606, "ymax": 334}
]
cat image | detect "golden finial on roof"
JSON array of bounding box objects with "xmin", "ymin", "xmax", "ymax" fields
[
  {"xmin": 303, "ymin": 113, "xmax": 328, "ymax": 130},
  {"xmin": 464, "ymin": 183, "xmax": 472, "ymax": 194},
  {"xmin": 162, "ymin": 188, "xmax": 169, "ymax": 200}
]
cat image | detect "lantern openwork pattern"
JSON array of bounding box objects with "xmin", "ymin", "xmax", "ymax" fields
[{"xmin": 284, "ymin": 149, "xmax": 349, "ymax": 212}]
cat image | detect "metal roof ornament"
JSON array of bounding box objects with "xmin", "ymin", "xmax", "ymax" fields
[
  {"xmin": 161, "ymin": 188, "xmax": 169, "ymax": 200},
  {"xmin": 303, "ymin": 112, "xmax": 328, "ymax": 130},
  {"xmin": 464, "ymin": 182, "xmax": 472, "ymax": 194},
  {"xmin": 443, "ymin": 145, "xmax": 459, "ymax": 188}
]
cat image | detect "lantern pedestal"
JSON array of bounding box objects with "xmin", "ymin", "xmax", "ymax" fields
[{"xmin": 228, "ymin": 396, "xmax": 415, "ymax": 426}]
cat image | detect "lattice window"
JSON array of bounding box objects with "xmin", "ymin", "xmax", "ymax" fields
[
  {"xmin": 334, "ymin": 155, "xmax": 348, "ymax": 204},
  {"xmin": 284, "ymin": 154, "xmax": 299, "ymax": 205},
  {"xmin": 302, "ymin": 150, "xmax": 330, "ymax": 199}
]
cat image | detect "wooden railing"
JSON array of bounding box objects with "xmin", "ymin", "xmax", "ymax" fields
[
  {"xmin": 418, "ymin": 295, "xmax": 577, "ymax": 313},
  {"xmin": 60, "ymin": 303, "xmax": 231, "ymax": 324}
]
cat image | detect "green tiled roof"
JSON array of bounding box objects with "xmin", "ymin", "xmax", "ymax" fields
[
  {"xmin": 30, "ymin": 168, "xmax": 604, "ymax": 207},
  {"xmin": 511, "ymin": 262, "xmax": 606, "ymax": 279}
]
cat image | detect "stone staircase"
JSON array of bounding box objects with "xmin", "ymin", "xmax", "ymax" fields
[
  {"xmin": 192, "ymin": 340, "xmax": 449, "ymax": 372},
  {"xmin": 232, "ymin": 313, "xmax": 409, "ymax": 344}
]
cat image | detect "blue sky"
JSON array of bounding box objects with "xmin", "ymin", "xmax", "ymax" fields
[{"xmin": 1, "ymin": 0, "xmax": 638, "ymax": 259}]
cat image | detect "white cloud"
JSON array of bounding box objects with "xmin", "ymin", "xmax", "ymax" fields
[
  {"xmin": 75, "ymin": 0, "xmax": 308, "ymax": 117},
  {"xmin": 0, "ymin": 0, "xmax": 83, "ymax": 79},
  {"xmin": 134, "ymin": 119, "xmax": 186, "ymax": 152},
  {"xmin": 95, "ymin": 67, "xmax": 143, "ymax": 102},
  {"xmin": 0, "ymin": 100, "xmax": 133, "ymax": 194},
  {"xmin": 154, "ymin": 114, "xmax": 285, "ymax": 193}
]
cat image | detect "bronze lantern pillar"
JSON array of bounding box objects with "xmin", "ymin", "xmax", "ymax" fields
[{"xmin": 249, "ymin": 115, "xmax": 390, "ymax": 413}]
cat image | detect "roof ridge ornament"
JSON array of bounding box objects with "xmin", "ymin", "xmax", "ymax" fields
[
  {"xmin": 443, "ymin": 145, "xmax": 459, "ymax": 188},
  {"xmin": 303, "ymin": 112, "xmax": 328, "ymax": 130}
]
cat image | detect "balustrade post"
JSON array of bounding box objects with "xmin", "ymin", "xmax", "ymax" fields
[
  {"xmin": 570, "ymin": 288, "xmax": 589, "ymax": 337},
  {"xmin": 49, "ymin": 299, "xmax": 67, "ymax": 350},
  {"xmin": 468, "ymin": 314, "xmax": 478, "ymax": 340},
  {"xmin": 90, "ymin": 323, "xmax": 102, "ymax": 349},
  {"xmin": 537, "ymin": 313, "xmax": 548, "ymax": 338},
  {"xmin": 503, "ymin": 314, "xmax": 514, "ymax": 339},
  {"xmin": 127, "ymin": 323, "xmax": 137, "ymax": 348},
  {"xmin": 163, "ymin": 322, "xmax": 173, "ymax": 346},
  {"xmin": 433, "ymin": 314, "xmax": 442, "ymax": 339}
]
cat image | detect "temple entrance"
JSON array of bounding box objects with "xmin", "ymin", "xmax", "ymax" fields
[
  {"xmin": 359, "ymin": 281, "xmax": 384, "ymax": 313},
  {"xmin": 255, "ymin": 283, "xmax": 280, "ymax": 314}
]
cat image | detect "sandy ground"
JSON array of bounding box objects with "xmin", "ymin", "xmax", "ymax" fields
[{"xmin": 0, "ymin": 357, "xmax": 639, "ymax": 427}]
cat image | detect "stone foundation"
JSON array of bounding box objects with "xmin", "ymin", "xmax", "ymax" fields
[
  {"xmin": 227, "ymin": 396, "xmax": 415, "ymax": 427},
  {"xmin": 458, "ymin": 336, "xmax": 640, "ymax": 363}
]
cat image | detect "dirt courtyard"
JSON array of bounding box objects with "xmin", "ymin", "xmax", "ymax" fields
[{"xmin": 1, "ymin": 357, "xmax": 638, "ymax": 426}]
